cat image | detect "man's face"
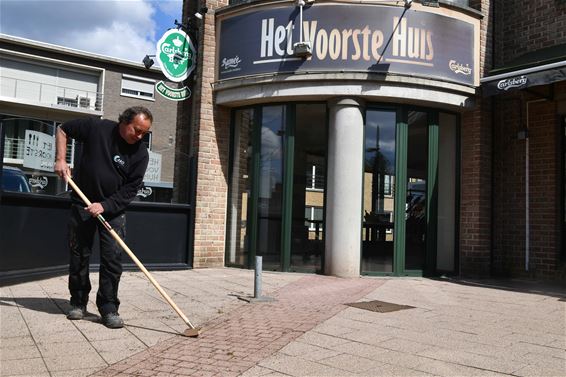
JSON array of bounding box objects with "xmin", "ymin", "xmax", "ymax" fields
[{"xmin": 120, "ymin": 114, "xmax": 152, "ymax": 144}]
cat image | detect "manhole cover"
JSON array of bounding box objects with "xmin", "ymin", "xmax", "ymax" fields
[{"xmin": 345, "ymin": 300, "xmax": 414, "ymax": 313}]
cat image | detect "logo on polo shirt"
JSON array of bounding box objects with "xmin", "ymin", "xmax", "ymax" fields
[{"xmin": 113, "ymin": 155, "xmax": 125, "ymax": 167}]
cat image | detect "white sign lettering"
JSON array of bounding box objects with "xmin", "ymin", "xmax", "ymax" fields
[
  {"xmin": 23, "ymin": 130, "xmax": 55, "ymax": 172},
  {"xmin": 143, "ymin": 150, "xmax": 162, "ymax": 183}
]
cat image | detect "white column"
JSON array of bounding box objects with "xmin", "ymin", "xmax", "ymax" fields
[{"xmin": 325, "ymin": 98, "xmax": 364, "ymax": 277}]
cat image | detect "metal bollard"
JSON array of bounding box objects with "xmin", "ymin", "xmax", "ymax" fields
[{"xmin": 254, "ymin": 256, "xmax": 262, "ymax": 299}]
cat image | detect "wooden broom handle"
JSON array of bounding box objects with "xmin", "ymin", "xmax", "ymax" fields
[{"xmin": 65, "ymin": 175, "xmax": 195, "ymax": 329}]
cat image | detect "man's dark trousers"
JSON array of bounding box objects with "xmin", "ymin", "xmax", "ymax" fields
[{"xmin": 68, "ymin": 204, "xmax": 126, "ymax": 316}]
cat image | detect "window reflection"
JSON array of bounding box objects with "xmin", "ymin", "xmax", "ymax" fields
[
  {"xmin": 226, "ymin": 109, "xmax": 254, "ymax": 267},
  {"xmin": 1, "ymin": 116, "xmax": 69, "ymax": 196},
  {"xmin": 405, "ymin": 111, "xmax": 428, "ymax": 271},
  {"xmin": 362, "ymin": 110, "xmax": 396, "ymax": 273},
  {"xmin": 291, "ymin": 104, "xmax": 327, "ymax": 272}
]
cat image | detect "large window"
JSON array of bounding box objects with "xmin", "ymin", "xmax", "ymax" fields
[
  {"xmin": 1, "ymin": 115, "xmax": 69, "ymax": 196},
  {"xmin": 1, "ymin": 115, "xmax": 178, "ymax": 205},
  {"xmin": 121, "ymin": 74, "xmax": 155, "ymax": 100},
  {"xmin": 0, "ymin": 57, "xmax": 101, "ymax": 111},
  {"xmin": 226, "ymin": 103, "xmax": 327, "ymax": 272}
]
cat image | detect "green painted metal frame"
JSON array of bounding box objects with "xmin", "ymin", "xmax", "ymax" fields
[
  {"xmin": 426, "ymin": 112, "xmax": 439, "ymax": 276},
  {"xmin": 363, "ymin": 106, "xmax": 441, "ymax": 277},
  {"xmin": 281, "ymin": 105, "xmax": 295, "ymax": 271},
  {"xmin": 226, "ymin": 103, "xmax": 451, "ymax": 275},
  {"xmin": 360, "ymin": 106, "xmax": 397, "ymax": 277},
  {"xmin": 247, "ymin": 107, "xmax": 263, "ymax": 268},
  {"xmin": 393, "ymin": 107, "xmax": 408, "ymax": 276}
]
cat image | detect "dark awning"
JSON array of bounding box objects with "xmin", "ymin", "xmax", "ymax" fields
[{"xmin": 481, "ymin": 44, "xmax": 566, "ymax": 96}]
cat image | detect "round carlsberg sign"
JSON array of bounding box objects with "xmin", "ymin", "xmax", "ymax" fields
[{"xmin": 156, "ymin": 29, "xmax": 196, "ymax": 82}]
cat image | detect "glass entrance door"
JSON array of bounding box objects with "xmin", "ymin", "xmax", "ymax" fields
[
  {"xmin": 257, "ymin": 106, "xmax": 286, "ymax": 269},
  {"xmin": 226, "ymin": 103, "xmax": 327, "ymax": 272},
  {"xmin": 362, "ymin": 109, "xmax": 397, "ymax": 273},
  {"xmin": 289, "ymin": 104, "xmax": 327, "ymax": 272},
  {"xmin": 362, "ymin": 107, "xmax": 455, "ymax": 276},
  {"xmin": 404, "ymin": 111, "xmax": 428, "ymax": 271}
]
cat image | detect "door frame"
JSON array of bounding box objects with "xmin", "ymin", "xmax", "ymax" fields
[
  {"xmin": 236, "ymin": 102, "xmax": 328, "ymax": 272},
  {"xmin": 363, "ymin": 105, "xmax": 457, "ymax": 277}
]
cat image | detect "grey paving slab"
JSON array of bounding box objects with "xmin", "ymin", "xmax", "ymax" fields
[
  {"xmin": 0, "ymin": 344, "xmax": 42, "ymax": 360},
  {"xmin": 417, "ymin": 345, "xmax": 528, "ymax": 374},
  {"xmin": 412, "ymin": 358, "xmax": 512, "ymax": 377},
  {"xmin": 36, "ymin": 339, "xmax": 95, "ymax": 358},
  {"xmin": 50, "ymin": 368, "xmax": 102, "ymax": 377},
  {"xmin": 317, "ymin": 353, "xmax": 381, "ymax": 374},
  {"xmin": 42, "ymin": 352, "xmax": 108, "ymax": 372},
  {"xmin": 0, "ymin": 335, "xmax": 35, "ymax": 348},
  {"xmin": 91, "ymin": 337, "xmax": 148, "ymax": 364},
  {"xmin": 258, "ymin": 354, "xmax": 358, "ymax": 376},
  {"xmin": 279, "ymin": 340, "xmax": 342, "ymax": 361},
  {"xmin": 298, "ymin": 330, "xmax": 353, "ymax": 349},
  {"xmin": 0, "ymin": 357, "xmax": 48, "ymax": 376},
  {"xmin": 2, "ymin": 271, "xmax": 565, "ymax": 377},
  {"xmin": 513, "ymin": 363, "xmax": 566, "ymax": 377}
]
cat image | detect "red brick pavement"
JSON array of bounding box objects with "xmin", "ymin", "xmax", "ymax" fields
[{"xmin": 92, "ymin": 275, "xmax": 383, "ymax": 377}]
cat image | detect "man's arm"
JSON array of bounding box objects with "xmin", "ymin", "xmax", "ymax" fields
[
  {"xmin": 54, "ymin": 119, "xmax": 104, "ymax": 217},
  {"xmin": 54, "ymin": 126, "xmax": 70, "ymax": 179}
]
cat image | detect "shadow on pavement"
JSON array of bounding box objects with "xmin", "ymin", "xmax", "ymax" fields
[
  {"xmin": 435, "ymin": 277, "xmax": 566, "ymax": 300},
  {"xmin": 0, "ymin": 296, "xmax": 70, "ymax": 315},
  {"xmin": 125, "ymin": 323, "xmax": 182, "ymax": 336}
]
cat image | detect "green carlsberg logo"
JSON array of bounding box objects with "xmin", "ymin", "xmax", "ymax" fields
[{"xmin": 156, "ymin": 29, "xmax": 195, "ymax": 82}]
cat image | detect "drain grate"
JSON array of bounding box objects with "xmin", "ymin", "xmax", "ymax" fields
[{"xmin": 345, "ymin": 300, "xmax": 414, "ymax": 313}]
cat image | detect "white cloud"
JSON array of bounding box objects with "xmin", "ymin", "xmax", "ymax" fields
[
  {"xmin": 0, "ymin": 0, "xmax": 167, "ymax": 62},
  {"xmin": 156, "ymin": 0, "xmax": 182, "ymax": 17}
]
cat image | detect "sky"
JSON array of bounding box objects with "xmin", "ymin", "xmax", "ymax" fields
[{"xmin": 0, "ymin": 0, "xmax": 183, "ymax": 63}]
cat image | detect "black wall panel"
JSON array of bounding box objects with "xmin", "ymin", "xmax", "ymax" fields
[{"xmin": 0, "ymin": 194, "xmax": 192, "ymax": 284}]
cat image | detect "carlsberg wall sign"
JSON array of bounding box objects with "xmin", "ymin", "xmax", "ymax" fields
[{"xmin": 156, "ymin": 29, "xmax": 196, "ymax": 82}]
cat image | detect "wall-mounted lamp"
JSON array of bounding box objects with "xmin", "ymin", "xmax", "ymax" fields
[
  {"xmin": 174, "ymin": 6, "xmax": 209, "ymax": 31},
  {"xmin": 293, "ymin": 0, "xmax": 314, "ymax": 58},
  {"xmin": 194, "ymin": 6, "xmax": 208, "ymax": 20},
  {"xmin": 143, "ymin": 54, "xmax": 155, "ymax": 69}
]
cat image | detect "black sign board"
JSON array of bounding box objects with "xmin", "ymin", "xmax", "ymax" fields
[
  {"xmin": 218, "ymin": 4, "xmax": 477, "ymax": 86},
  {"xmin": 482, "ymin": 65, "xmax": 566, "ymax": 96}
]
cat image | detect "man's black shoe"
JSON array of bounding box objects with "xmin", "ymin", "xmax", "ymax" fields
[
  {"xmin": 102, "ymin": 312, "xmax": 124, "ymax": 328},
  {"xmin": 67, "ymin": 305, "xmax": 86, "ymax": 320}
]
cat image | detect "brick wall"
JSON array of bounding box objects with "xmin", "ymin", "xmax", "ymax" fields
[
  {"xmin": 493, "ymin": 0, "xmax": 566, "ymax": 67},
  {"xmin": 460, "ymin": 100, "xmax": 493, "ymax": 277},
  {"xmin": 488, "ymin": 0, "xmax": 565, "ymax": 279},
  {"xmin": 492, "ymin": 94, "xmax": 562, "ymax": 279},
  {"xmin": 191, "ymin": 0, "xmax": 231, "ymax": 267},
  {"xmin": 459, "ymin": 0, "xmax": 494, "ymax": 277},
  {"xmin": 492, "ymin": 96, "xmax": 525, "ymax": 276},
  {"xmin": 528, "ymin": 99, "xmax": 560, "ymax": 278}
]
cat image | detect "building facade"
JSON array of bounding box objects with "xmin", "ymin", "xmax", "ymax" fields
[
  {"xmin": 186, "ymin": 0, "xmax": 565, "ymax": 279},
  {"xmin": 2, "ymin": 0, "xmax": 565, "ymax": 283},
  {"xmin": 0, "ymin": 34, "xmax": 192, "ymax": 282}
]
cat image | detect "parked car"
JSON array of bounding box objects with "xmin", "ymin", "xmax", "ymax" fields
[{"xmin": 1, "ymin": 166, "xmax": 31, "ymax": 192}]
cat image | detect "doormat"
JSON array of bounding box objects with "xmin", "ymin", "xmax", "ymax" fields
[{"xmin": 345, "ymin": 300, "xmax": 414, "ymax": 313}]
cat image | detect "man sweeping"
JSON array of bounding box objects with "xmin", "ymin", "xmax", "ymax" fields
[{"xmin": 54, "ymin": 106, "xmax": 152, "ymax": 328}]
